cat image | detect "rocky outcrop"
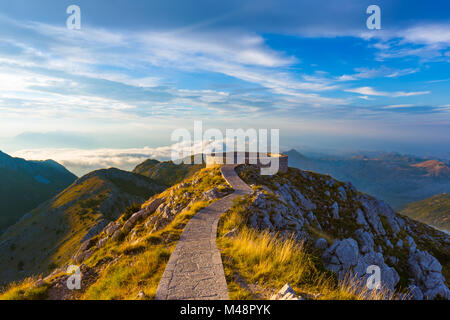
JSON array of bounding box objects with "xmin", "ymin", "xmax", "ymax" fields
[
  {"xmin": 235, "ymin": 165, "xmax": 450, "ymax": 300},
  {"xmin": 322, "ymin": 237, "xmax": 400, "ymax": 292},
  {"xmin": 270, "ymin": 283, "xmax": 302, "ymax": 300},
  {"xmin": 81, "ymin": 219, "xmax": 109, "ymax": 243},
  {"xmin": 408, "ymin": 247, "xmax": 450, "ymax": 299}
]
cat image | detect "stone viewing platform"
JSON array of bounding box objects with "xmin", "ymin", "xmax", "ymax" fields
[{"xmin": 205, "ymin": 152, "xmax": 288, "ymax": 173}]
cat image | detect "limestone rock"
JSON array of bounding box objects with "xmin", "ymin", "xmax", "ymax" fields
[
  {"xmin": 315, "ymin": 238, "xmax": 328, "ymax": 250},
  {"xmin": 331, "ymin": 202, "xmax": 339, "ymax": 219},
  {"xmin": 356, "ymin": 208, "xmax": 368, "ymax": 227},
  {"xmin": 224, "ymin": 228, "xmax": 238, "ymax": 238},
  {"xmin": 270, "ymin": 283, "xmax": 302, "ymax": 300},
  {"xmin": 201, "ymin": 188, "xmax": 221, "ymax": 201},
  {"xmin": 408, "ymin": 249, "xmax": 450, "ymax": 299},
  {"xmin": 81, "ymin": 219, "xmax": 108, "ymax": 242},
  {"xmin": 408, "ymin": 285, "xmax": 423, "ymax": 300},
  {"xmin": 322, "ymin": 238, "xmax": 399, "ymax": 292},
  {"xmin": 136, "ymin": 290, "xmax": 146, "ymax": 300},
  {"xmin": 104, "ymin": 222, "xmax": 120, "ymax": 236},
  {"xmin": 355, "ymin": 229, "xmax": 375, "ymax": 254}
]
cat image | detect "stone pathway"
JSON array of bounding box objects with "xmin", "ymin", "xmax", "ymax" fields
[{"xmin": 154, "ymin": 164, "xmax": 252, "ymax": 300}]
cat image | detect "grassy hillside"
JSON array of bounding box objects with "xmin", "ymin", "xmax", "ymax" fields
[
  {"xmin": 401, "ymin": 193, "xmax": 450, "ymax": 233},
  {"xmin": 132, "ymin": 159, "xmax": 204, "ymax": 187},
  {"xmin": 0, "ymin": 168, "xmax": 164, "ymax": 287},
  {"xmin": 0, "ymin": 151, "xmax": 77, "ymax": 232},
  {"xmin": 0, "ymin": 166, "xmax": 231, "ymax": 300}
]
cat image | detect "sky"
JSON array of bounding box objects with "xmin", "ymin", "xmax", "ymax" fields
[{"xmin": 0, "ymin": 0, "xmax": 449, "ymax": 175}]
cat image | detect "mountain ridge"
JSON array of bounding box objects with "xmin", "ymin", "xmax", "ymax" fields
[
  {"xmin": 0, "ymin": 150, "xmax": 77, "ymax": 233},
  {"xmin": 0, "ymin": 167, "xmax": 165, "ymax": 286}
]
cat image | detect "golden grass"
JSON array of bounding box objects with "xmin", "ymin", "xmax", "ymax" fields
[
  {"xmin": 0, "ymin": 278, "xmax": 49, "ymax": 300},
  {"xmin": 218, "ymin": 226, "xmax": 400, "ymax": 300},
  {"xmin": 81, "ymin": 200, "xmax": 212, "ymax": 300},
  {"xmin": 82, "ymin": 245, "xmax": 171, "ymax": 300}
]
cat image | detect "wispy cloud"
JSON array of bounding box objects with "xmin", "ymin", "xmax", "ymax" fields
[
  {"xmin": 345, "ymin": 86, "xmax": 430, "ymax": 97},
  {"xmin": 338, "ymin": 67, "xmax": 419, "ymax": 81}
]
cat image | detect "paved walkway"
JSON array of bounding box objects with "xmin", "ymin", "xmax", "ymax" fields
[{"xmin": 154, "ymin": 164, "xmax": 252, "ymax": 300}]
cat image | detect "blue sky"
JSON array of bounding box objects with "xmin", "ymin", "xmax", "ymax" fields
[{"xmin": 0, "ymin": 0, "xmax": 449, "ymax": 174}]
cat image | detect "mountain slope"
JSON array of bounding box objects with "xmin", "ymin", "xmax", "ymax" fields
[
  {"xmin": 286, "ymin": 149, "xmax": 450, "ymax": 209},
  {"xmin": 217, "ymin": 165, "xmax": 449, "ymax": 299},
  {"xmin": 401, "ymin": 193, "xmax": 450, "ymax": 233},
  {"xmin": 132, "ymin": 159, "xmax": 204, "ymax": 187},
  {"xmin": 411, "ymin": 161, "xmax": 450, "ymax": 177},
  {"xmin": 2, "ymin": 165, "xmax": 448, "ymax": 300},
  {"xmin": 0, "ymin": 166, "xmax": 231, "ymax": 300},
  {"xmin": 0, "ymin": 168, "xmax": 164, "ymax": 286},
  {"xmin": 0, "ymin": 151, "xmax": 77, "ymax": 232}
]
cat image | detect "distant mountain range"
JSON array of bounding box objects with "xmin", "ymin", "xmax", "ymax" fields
[
  {"xmin": 285, "ymin": 149, "xmax": 450, "ymax": 209},
  {"xmin": 401, "ymin": 193, "xmax": 450, "ymax": 233},
  {"xmin": 0, "ymin": 151, "xmax": 77, "ymax": 233}
]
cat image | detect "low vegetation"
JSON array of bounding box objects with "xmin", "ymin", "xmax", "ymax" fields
[
  {"xmin": 217, "ymin": 195, "xmax": 400, "ymax": 300},
  {"xmin": 401, "ymin": 193, "xmax": 450, "ymax": 233},
  {"xmin": 0, "ymin": 166, "xmax": 227, "ymax": 300},
  {"xmin": 0, "ymin": 278, "xmax": 49, "ymax": 300}
]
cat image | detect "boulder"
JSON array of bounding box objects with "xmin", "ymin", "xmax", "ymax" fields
[
  {"xmin": 292, "ymin": 189, "xmax": 316, "ymax": 211},
  {"xmin": 408, "ymin": 285, "xmax": 423, "ymax": 300},
  {"xmin": 144, "ymin": 198, "xmax": 165, "ymax": 214},
  {"xmin": 201, "ymin": 188, "xmax": 220, "ymax": 201},
  {"xmin": 322, "ymin": 237, "xmax": 399, "ymax": 292},
  {"xmin": 81, "ymin": 219, "xmax": 108, "ymax": 242},
  {"xmin": 355, "ymin": 229, "xmax": 375, "ymax": 254},
  {"xmin": 331, "ymin": 202, "xmax": 339, "ymax": 219},
  {"xmin": 356, "ymin": 208, "xmax": 368, "ymax": 227},
  {"xmin": 338, "ymin": 186, "xmax": 347, "ymax": 200},
  {"xmin": 322, "ymin": 238, "xmax": 359, "ymax": 273},
  {"xmin": 359, "ymin": 195, "xmax": 386, "ymax": 236},
  {"xmin": 408, "ymin": 249, "xmax": 450, "ymax": 299},
  {"xmin": 104, "ymin": 222, "xmax": 120, "ymax": 236},
  {"xmin": 315, "ymin": 238, "xmax": 328, "ymax": 250}
]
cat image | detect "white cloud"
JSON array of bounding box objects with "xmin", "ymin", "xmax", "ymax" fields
[
  {"xmin": 345, "ymin": 86, "xmax": 430, "ymax": 98},
  {"xmin": 399, "ymin": 24, "xmax": 450, "ymax": 46},
  {"xmin": 11, "ymin": 138, "xmax": 229, "ymax": 176},
  {"xmin": 0, "ymin": 16, "xmax": 352, "ymax": 124},
  {"xmin": 12, "ymin": 146, "xmax": 174, "ymax": 176},
  {"xmin": 337, "ymin": 67, "xmax": 419, "ymax": 81}
]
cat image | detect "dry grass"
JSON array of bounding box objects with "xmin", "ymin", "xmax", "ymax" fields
[
  {"xmin": 218, "ymin": 226, "xmax": 400, "ymax": 300},
  {"xmin": 82, "ymin": 245, "xmax": 171, "ymax": 300},
  {"xmin": 0, "ymin": 278, "xmax": 49, "ymax": 300},
  {"xmin": 81, "ymin": 200, "xmax": 212, "ymax": 300}
]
